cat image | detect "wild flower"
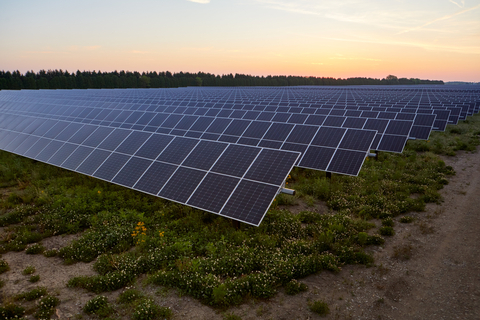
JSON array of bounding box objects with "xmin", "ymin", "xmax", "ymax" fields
[{"xmin": 132, "ymin": 222, "xmax": 147, "ymax": 245}]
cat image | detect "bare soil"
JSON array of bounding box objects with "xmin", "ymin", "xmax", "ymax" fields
[{"xmin": 1, "ymin": 149, "xmax": 479, "ymax": 319}]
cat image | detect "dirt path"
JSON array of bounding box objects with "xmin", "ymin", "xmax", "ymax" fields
[{"xmin": 1, "ymin": 150, "xmax": 479, "ymax": 319}]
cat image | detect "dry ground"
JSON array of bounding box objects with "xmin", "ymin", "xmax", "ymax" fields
[{"xmin": 1, "ymin": 149, "xmax": 479, "ymax": 319}]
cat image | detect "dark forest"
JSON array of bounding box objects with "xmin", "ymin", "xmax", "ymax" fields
[{"xmin": 0, "ymin": 70, "xmax": 444, "ymax": 90}]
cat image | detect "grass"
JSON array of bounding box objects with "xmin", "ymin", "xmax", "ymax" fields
[
  {"xmin": 0, "ymin": 114, "xmax": 479, "ymax": 310},
  {"xmin": 15, "ymin": 287, "xmax": 48, "ymax": 301},
  {"xmin": 308, "ymin": 299, "xmax": 330, "ymax": 316},
  {"xmin": 22, "ymin": 265, "xmax": 35, "ymax": 275}
]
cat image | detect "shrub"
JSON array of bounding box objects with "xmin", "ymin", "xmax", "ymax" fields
[
  {"xmin": 285, "ymin": 279, "xmax": 308, "ymax": 295},
  {"xmin": 35, "ymin": 295, "xmax": 60, "ymax": 319},
  {"xmin": 0, "ymin": 259, "xmax": 9, "ymax": 274},
  {"xmin": 381, "ymin": 217, "xmax": 394, "ymax": 227},
  {"xmin": 22, "ymin": 265, "xmax": 36, "ymax": 275},
  {"xmin": 26, "ymin": 243, "xmax": 45, "ymax": 254},
  {"xmin": 118, "ymin": 288, "xmax": 144, "ymax": 304},
  {"xmin": 15, "ymin": 287, "xmax": 48, "ymax": 301},
  {"xmin": 132, "ymin": 299, "xmax": 172, "ymax": 320},
  {"xmin": 29, "ymin": 275, "xmax": 40, "ymax": 283},
  {"xmin": 400, "ymin": 216, "xmax": 415, "ymax": 223},
  {"xmin": 83, "ymin": 295, "xmax": 112, "ymax": 317},
  {"xmin": 309, "ymin": 299, "xmax": 330, "ymax": 316},
  {"xmin": 0, "ymin": 303, "xmax": 26, "ymax": 319},
  {"xmin": 43, "ymin": 249, "xmax": 59, "ymax": 257},
  {"xmin": 379, "ymin": 226, "xmax": 395, "ymax": 236}
]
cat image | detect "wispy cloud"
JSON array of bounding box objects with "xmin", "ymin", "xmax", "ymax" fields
[
  {"xmin": 291, "ymin": 32, "xmax": 480, "ymax": 55},
  {"xmin": 67, "ymin": 45, "xmax": 101, "ymax": 51},
  {"xmin": 397, "ymin": 3, "xmax": 480, "ymax": 34},
  {"xmin": 449, "ymin": 0, "xmax": 465, "ymax": 8},
  {"xmin": 329, "ymin": 57, "xmax": 382, "ymax": 62},
  {"xmin": 187, "ymin": 0, "xmax": 210, "ymax": 3}
]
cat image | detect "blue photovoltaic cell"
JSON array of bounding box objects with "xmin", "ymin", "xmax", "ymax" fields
[
  {"xmin": 310, "ymin": 127, "xmax": 345, "ymax": 148},
  {"xmin": 82, "ymin": 127, "xmax": 114, "ymax": 147},
  {"xmin": 220, "ymin": 180, "xmax": 279, "ymax": 225},
  {"xmin": 384, "ymin": 120, "xmax": 412, "ymax": 136},
  {"xmin": 115, "ymin": 131, "xmax": 151, "ymax": 155},
  {"xmin": 112, "ymin": 157, "xmax": 153, "ymax": 187},
  {"xmin": 133, "ymin": 161, "xmax": 177, "ymax": 194},
  {"xmin": 182, "ymin": 140, "xmax": 227, "ymax": 170},
  {"xmin": 76, "ymin": 149, "xmax": 111, "ymax": 175},
  {"xmin": 23, "ymin": 138, "xmax": 50, "ymax": 158},
  {"xmin": 327, "ymin": 149, "xmax": 366, "ymax": 176},
  {"xmin": 187, "ymin": 173, "xmax": 240, "ymax": 213},
  {"xmin": 339, "ymin": 129, "xmax": 375, "ymax": 151},
  {"xmin": 98, "ymin": 129, "xmax": 131, "ymax": 151},
  {"xmin": 68, "ymin": 125, "xmax": 97, "ymax": 144},
  {"xmin": 135, "ymin": 134, "xmax": 173, "ymax": 160},
  {"xmin": 244, "ymin": 149, "xmax": 299, "ymax": 185},
  {"xmin": 286, "ymin": 125, "xmax": 318, "ymax": 144},
  {"xmin": 94, "ymin": 153, "xmax": 131, "ymax": 181},
  {"xmin": 49, "ymin": 143, "xmax": 79, "ymax": 166},
  {"xmin": 36, "ymin": 140, "xmax": 64, "ymax": 162},
  {"xmin": 62, "ymin": 146, "xmax": 94, "ymax": 170},
  {"xmin": 263, "ymin": 123, "xmax": 294, "ymax": 141},
  {"xmin": 211, "ymin": 144, "xmax": 260, "ymax": 177},
  {"xmin": 157, "ymin": 137, "xmax": 199, "ymax": 164},
  {"xmin": 13, "ymin": 136, "xmax": 40, "ymax": 155},
  {"xmin": 378, "ymin": 135, "xmax": 408, "ymax": 152},
  {"xmin": 299, "ymin": 146, "xmax": 336, "ymax": 170},
  {"xmin": 159, "ymin": 167, "xmax": 206, "ymax": 202},
  {"xmin": 243, "ymin": 121, "xmax": 271, "ymax": 138}
]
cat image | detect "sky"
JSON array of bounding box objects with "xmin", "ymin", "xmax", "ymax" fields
[{"xmin": 0, "ymin": 0, "xmax": 479, "ymax": 82}]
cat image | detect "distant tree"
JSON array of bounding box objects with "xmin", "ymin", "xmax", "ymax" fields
[{"xmin": 195, "ymin": 77, "xmax": 203, "ymax": 86}]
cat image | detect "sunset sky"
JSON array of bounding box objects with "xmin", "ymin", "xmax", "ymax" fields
[{"xmin": 1, "ymin": 0, "xmax": 479, "ymax": 81}]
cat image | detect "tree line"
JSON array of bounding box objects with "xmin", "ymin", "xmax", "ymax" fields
[{"xmin": 0, "ymin": 70, "xmax": 444, "ymax": 90}]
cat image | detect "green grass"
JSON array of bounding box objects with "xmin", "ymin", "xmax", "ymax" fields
[
  {"xmin": 308, "ymin": 299, "xmax": 330, "ymax": 316},
  {"xmin": 0, "ymin": 114, "xmax": 479, "ymax": 308}
]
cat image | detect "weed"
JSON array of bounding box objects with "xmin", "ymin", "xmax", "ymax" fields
[
  {"xmin": 35, "ymin": 295, "xmax": 60, "ymax": 319},
  {"xmin": 418, "ymin": 221, "xmax": 435, "ymax": 234},
  {"xmin": 381, "ymin": 217, "xmax": 394, "ymax": 227},
  {"xmin": 132, "ymin": 298, "xmax": 172, "ymax": 320},
  {"xmin": 29, "ymin": 275, "xmax": 40, "ymax": 283},
  {"xmin": 0, "ymin": 279, "xmax": 4, "ymax": 288},
  {"xmin": 15, "ymin": 287, "xmax": 48, "ymax": 301},
  {"xmin": 43, "ymin": 249, "xmax": 58, "ymax": 257},
  {"xmin": 392, "ymin": 244, "xmax": 413, "ymax": 260},
  {"xmin": 285, "ymin": 279, "xmax": 308, "ymax": 295},
  {"xmin": 399, "ymin": 216, "xmax": 415, "ymax": 223},
  {"xmin": 118, "ymin": 288, "xmax": 144, "ymax": 304},
  {"xmin": 0, "ymin": 259, "xmax": 9, "ymax": 274},
  {"xmin": 0, "ymin": 303, "xmax": 26, "ymax": 319},
  {"xmin": 379, "ymin": 226, "xmax": 395, "ymax": 236},
  {"xmin": 26, "ymin": 243, "xmax": 45, "ymax": 254},
  {"xmin": 83, "ymin": 295, "xmax": 113, "ymax": 317},
  {"xmin": 22, "ymin": 265, "xmax": 36, "ymax": 275},
  {"xmin": 223, "ymin": 313, "xmax": 242, "ymax": 320},
  {"xmin": 309, "ymin": 299, "xmax": 330, "ymax": 316}
]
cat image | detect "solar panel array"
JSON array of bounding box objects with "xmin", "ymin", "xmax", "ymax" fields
[{"xmin": 0, "ymin": 85, "xmax": 479, "ymax": 225}]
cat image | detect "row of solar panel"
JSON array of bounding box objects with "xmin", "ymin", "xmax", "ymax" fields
[
  {"xmin": 0, "ymin": 109, "xmax": 377, "ymax": 176},
  {"xmin": 0, "ymin": 114, "xmax": 300, "ymax": 226},
  {"xmin": 1, "ymin": 98, "xmax": 416, "ymax": 154}
]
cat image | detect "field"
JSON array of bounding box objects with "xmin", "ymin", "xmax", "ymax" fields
[{"xmin": 1, "ymin": 114, "xmax": 480, "ymax": 319}]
